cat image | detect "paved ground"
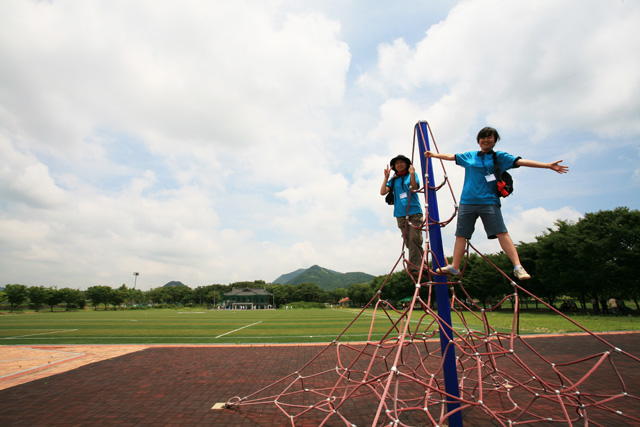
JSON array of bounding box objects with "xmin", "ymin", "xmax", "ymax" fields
[
  {"xmin": 0, "ymin": 345, "xmax": 152, "ymax": 391},
  {"xmin": 1, "ymin": 333, "xmax": 639, "ymax": 426}
]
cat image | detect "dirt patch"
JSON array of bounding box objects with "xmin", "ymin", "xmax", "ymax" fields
[{"xmin": 0, "ymin": 345, "xmax": 151, "ymax": 390}]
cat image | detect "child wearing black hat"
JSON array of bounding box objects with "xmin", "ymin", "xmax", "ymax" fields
[{"xmin": 380, "ymin": 154, "xmax": 424, "ymax": 274}]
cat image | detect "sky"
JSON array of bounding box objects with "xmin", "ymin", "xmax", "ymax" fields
[{"xmin": 1, "ymin": 0, "xmax": 639, "ymax": 291}]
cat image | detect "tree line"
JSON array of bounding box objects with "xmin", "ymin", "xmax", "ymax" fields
[
  {"xmin": 349, "ymin": 207, "xmax": 639, "ymax": 312},
  {"xmin": 2, "ymin": 207, "xmax": 637, "ymax": 314},
  {"xmin": 0, "ymin": 280, "xmax": 354, "ymax": 312}
]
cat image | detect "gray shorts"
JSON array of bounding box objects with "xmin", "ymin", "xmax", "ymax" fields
[{"xmin": 456, "ymin": 204, "xmax": 507, "ymax": 240}]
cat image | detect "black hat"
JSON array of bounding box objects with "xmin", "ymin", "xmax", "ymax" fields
[{"xmin": 390, "ymin": 154, "xmax": 411, "ymax": 172}]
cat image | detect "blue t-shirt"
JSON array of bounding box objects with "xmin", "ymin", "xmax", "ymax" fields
[
  {"xmin": 455, "ymin": 150, "xmax": 520, "ymax": 205},
  {"xmin": 387, "ymin": 172, "xmax": 423, "ymax": 217}
]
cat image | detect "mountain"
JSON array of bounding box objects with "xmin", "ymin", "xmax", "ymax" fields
[
  {"xmin": 272, "ymin": 265, "xmax": 375, "ymax": 291},
  {"xmin": 163, "ymin": 281, "xmax": 188, "ymax": 288},
  {"xmin": 271, "ymin": 268, "xmax": 308, "ymax": 286}
]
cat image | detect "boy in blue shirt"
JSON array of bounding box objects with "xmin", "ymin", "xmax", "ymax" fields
[
  {"xmin": 380, "ymin": 154, "xmax": 424, "ymax": 274},
  {"xmin": 425, "ymin": 127, "xmax": 569, "ymax": 280}
]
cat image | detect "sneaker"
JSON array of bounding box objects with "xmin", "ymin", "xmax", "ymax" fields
[
  {"xmin": 436, "ymin": 265, "xmax": 460, "ymax": 276},
  {"xmin": 514, "ymin": 266, "xmax": 531, "ymax": 280}
]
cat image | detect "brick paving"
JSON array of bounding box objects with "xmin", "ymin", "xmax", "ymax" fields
[{"xmin": 0, "ymin": 333, "xmax": 639, "ymax": 426}]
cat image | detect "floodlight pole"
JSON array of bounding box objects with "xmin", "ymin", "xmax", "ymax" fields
[
  {"xmin": 133, "ymin": 272, "xmax": 139, "ymax": 289},
  {"xmin": 416, "ymin": 121, "xmax": 463, "ymax": 427}
]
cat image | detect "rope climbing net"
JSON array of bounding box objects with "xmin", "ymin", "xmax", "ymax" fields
[{"xmin": 225, "ymin": 122, "xmax": 640, "ymax": 426}]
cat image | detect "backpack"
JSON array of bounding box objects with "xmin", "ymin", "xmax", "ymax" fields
[
  {"xmin": 385, "ymin": 177, "xmax": 396, "ymax": 205},
  {"xmin": 492, "ymin": 152, "xmax": 514, "ymax": 198}
]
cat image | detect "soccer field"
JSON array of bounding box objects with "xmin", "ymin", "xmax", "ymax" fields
[
  {"xmin": 1, "ymin": 307, "xmax": 637, "ymax": 345},
  {"xmin": 0, "ymin": 307, "xmax": 429, "ymax": 345}
]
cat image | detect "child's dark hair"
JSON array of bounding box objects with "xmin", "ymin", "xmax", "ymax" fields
[{"xmin": 476, "ymin": 127, "xmax": 501, "ymax": 143}]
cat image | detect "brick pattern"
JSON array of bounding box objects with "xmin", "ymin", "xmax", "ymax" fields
[{"xmin": 0, "ymin": 334, "xmax": 638, "ymax": 426}]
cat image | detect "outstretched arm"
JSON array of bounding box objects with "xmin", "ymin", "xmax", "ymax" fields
[
  {"xmin": 516, "ymin": 159, "xmax": 569, "ymax": 174},
  {"xmin": 425, "ymin": 151, "xmax": 455, "ymax": 161}
]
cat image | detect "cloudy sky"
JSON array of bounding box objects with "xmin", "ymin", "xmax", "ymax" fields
[{"xmin": 1, "ymin": 0, "xmax": 639, "ymax": 290}]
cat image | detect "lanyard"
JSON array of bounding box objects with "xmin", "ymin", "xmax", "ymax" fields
[{"xmin": 479, "ymin": 152, "xmax": 493, "ymax": 176}]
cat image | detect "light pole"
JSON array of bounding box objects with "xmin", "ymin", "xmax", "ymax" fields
[{"xmin": 132, "ymin": 272, "xmax": 139, "ymax": 308}]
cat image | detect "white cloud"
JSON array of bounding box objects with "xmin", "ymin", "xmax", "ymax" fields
[
  {"xmin": 0, "ymin": 137, "xmax": 68, "ymax": 208},
  {"xmin": 360, "ymin": 0, "xmax": 640, "ymax": 141},
  {"xmin": 0, "ymin": 0, "xmax": 638, "ymax": 289},
  {"xmin": 505, "ymin": 206, "xmax": 583, "ymax": 244}
]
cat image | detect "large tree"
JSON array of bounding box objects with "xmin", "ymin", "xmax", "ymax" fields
[
  {"xmin": 86, "ymin": 285, "xmax": 113, "ymax": 310},
  {"xmin": 45, "ymin": 288, "xmax": 65, "ymax": 312},
  {"xmin": 266, "ymin": 284, "xmax": 291, "ymax": 306},
  {"xmin": 292, "ymin": 282, "xmax": 325, "ymax": 302},
  {"xmin": 27, "ymin": 286, "xmax": 49, "ymax": 312},
  {"xmin": 565, "ymin": 207, "xmax": 639, "ymax": 306},
  {"xmin": 4, "ymin": 284, "xmax": 28, "ymax": 312},
  {"xmin": 110, "ymin": 285, "xmax": 129, "ymax": 310},
  {"xmin": 59, "ymin": 288, "xmax": 85, "ymax": 310},
  {"xmin": 348, "ymin": 282, "xmax": 374, "ymax": 307},
  {"xmin": 461, "ymin": 253, "xmax": 512, "ymax": 309},
  {"xmin": 534, "ymin": 221, "xmax": 579, "ymax": 308}
]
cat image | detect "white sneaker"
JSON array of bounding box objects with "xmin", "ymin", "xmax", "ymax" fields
[
  {"xmin": 436, "ymin": 265, "xmax": 460, "ymax": 276},
  {"xmin": 514, "ymin": 266, "xmax": 531, "ymax": 280}
]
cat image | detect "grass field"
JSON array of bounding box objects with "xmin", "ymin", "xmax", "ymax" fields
[{"xmin": 1, "ymin": 307, "xmax": 638, "ymax": 345}]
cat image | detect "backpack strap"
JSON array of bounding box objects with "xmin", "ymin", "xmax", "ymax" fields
[{"xmin": 491, "ymin": 152, "xmax": 503, "ymax": 181}]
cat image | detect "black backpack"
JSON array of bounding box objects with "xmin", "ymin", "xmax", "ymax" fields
[
  {"xmin": 492, "ymin": 152, "xmax": 514, "ymax": 198},
  {"xmin": 385, "ymin": 177, "xmax": 396, "ymax": 205}
]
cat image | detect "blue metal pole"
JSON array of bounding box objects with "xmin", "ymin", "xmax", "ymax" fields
[{"xmin": 416, "ymin": 121, "xmax": 463, "ymax": 427}]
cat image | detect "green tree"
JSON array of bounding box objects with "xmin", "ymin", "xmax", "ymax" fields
[
  {"xmin": 59, "ymin": 288, "xmax": 85, "ymax": 311},
  {"xmin": 535, "ymin": 220, "xmax": 581, "ymax": 308},
  {"xmin": 27, "ymin": 286, "xmax": 49, "ymax": 311},
  {"xmin": 129, "ymin": 288, "xmax": 145, "ymax": 306},
  {"xmin": 86, "ymin": 285, "xmax": 113, "ymax": 310},
  {"xmin": 45, "ymin": 288, "xmax": 65, "ymax": 312},
  {"xmin": 371, "ymin": 272, "xmax": 415, "ymax": 305},
  {"xmin": 348, "ymin": 282, "xmax": 374, "ymax": 307},
  {"xmin": 5, "ymin": 284, "xmax": 28, "ymax": 312},
  {"xmin": 229, "ymin": 280, "xmax": 267, "ymax": 289},
  {"xmin": 210, "ymin": 284, "xmax": 232, "ymax": 306},
  {"xmin": 463, "ymin": 253, "xmax": 511, "ymax": 309},
  {"xmin": 293, "ymin": 283, "xmax": 325, "ymax": 302},
  {"xmin": 575, "ymin": 207, "xmax": 640, "ymax": 307},
  {"xmin": 164, "ymin": 285, "xmax": 192, "ymax": 305},
  {"xmin": 193, "ymin": 286, "xmax": 209, "ymax": 305},
  {"xmin": 147, "ymin": 287, "xmax": 169, "ymax": 305},
  {"xmin": 110, "ymin": 285, "xmax": 129, "ymax": 310},
  {"xmin": 266, "ymin": 284, "xmax": 291, "ymax": 307}
]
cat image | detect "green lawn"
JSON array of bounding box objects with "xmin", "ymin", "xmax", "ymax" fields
[{"xmin": 0, "ymin": 307, "xmax": 638, "ymax": 345}]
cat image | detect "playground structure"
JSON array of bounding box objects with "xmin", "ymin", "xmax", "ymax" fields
[{"xmin": 224, "ymin": 122, "xmax": 640, "ymax": 426}]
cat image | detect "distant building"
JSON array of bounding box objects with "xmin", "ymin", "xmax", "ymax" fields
[
  {"xmin": 338, "ymin": 297, "xmax": 350, "ymax": 307},
  {"xmin": 223, "ymin": 287, "xmax": 273, "ymax": 310}
]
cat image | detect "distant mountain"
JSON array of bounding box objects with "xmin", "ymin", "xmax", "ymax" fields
[
  {"xmin": 163, "ymin": 281, "xmax": 188, "ymax": 288},
  {"xmin": 273, "ymin": 265, "xmax": 375, "ymax": 291},
  {"xmin": 272, "ymin": 268, "xmax": 308, "ymax": 286}
]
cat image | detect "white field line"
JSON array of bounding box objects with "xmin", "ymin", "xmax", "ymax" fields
[
  {"xmin": 214, "ymin": 321, "xmax": 262, "ymax": 339},
  {"xmin": 2, "ymin": 329, "xmax": 78, "ymax": 339}
]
